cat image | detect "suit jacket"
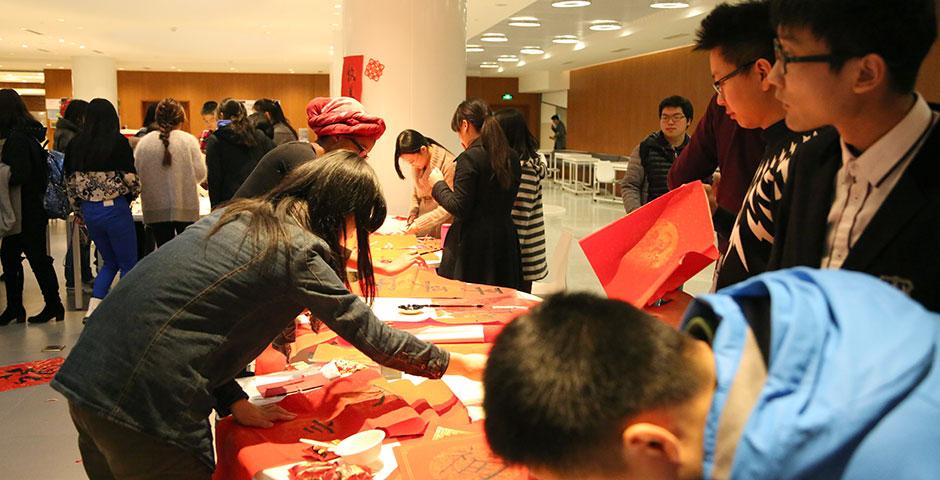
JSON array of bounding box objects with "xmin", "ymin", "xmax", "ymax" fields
[
  {"xmin": 432, "ymin": 139, "xmax": 522, "ymax": 290},
  {"xmin": 769, "ymin": 112, "xmax": 940, "ymax": 312}
]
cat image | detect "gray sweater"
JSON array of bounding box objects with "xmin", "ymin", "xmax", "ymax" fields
[{"xmin": 133, "ymin": 130, "xmax": 207, "ymax": 223}]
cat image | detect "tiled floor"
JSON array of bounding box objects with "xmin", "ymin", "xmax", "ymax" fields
[{"xmin": 0, "ymin": 182, "xmax": 714, "ymax": 479}]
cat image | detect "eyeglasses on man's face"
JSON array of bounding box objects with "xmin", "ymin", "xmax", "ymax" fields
[
  {"xmin": 660, "ymin": 114, "xmax": 687, "ymax": 124},
  {"xmin": 773, "ymin": 38, "xmax": 837, "ymax": 75},
  {"xmin": 712, "ymin": 59, "xmax": 758, "ymax": 97}
]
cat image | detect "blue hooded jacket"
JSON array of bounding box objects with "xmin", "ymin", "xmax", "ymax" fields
[{"xmin": 683, "ymin": 268, "xmax": 940, "ymax": 479}]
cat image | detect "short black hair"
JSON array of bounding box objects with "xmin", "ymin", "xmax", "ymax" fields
[
  {"xmin": 695, "ymin": 1, "xmax": 775, "ymax": 68},
  {"xmin": 483, "ymin": 293, "xmax": 707, "ymax": 476},
  {"xmin": 201, "ymin": 101, "xmax": 218, "ymax": 116},
  {"xmin": 771, "ymin": 0, "xmax": 937, "ymax": 94},
  {"xmin": 659, "ymin": 95, "xmax": 694, "ymax": 121},
  {"xmin": 550, "ymin": 114, "xmax": 560, "ymax": 121}
]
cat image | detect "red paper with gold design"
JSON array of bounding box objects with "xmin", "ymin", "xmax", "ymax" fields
[
  {"xmin": 341, "ymin": 55, "xmax": 364, "ymax": 101},
  {"xmin": 579, "ymin": 181, "xmax": 719, "ymax": 307},
  {"xmin": 0, "ymin": 357, "xmax": 64, "ymax": 393},
  {"xmin": 393, "ymin": 431, "xmax": 528, "ymax": 480}
]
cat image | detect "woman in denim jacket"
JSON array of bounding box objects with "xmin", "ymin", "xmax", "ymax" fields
[{"xmin": 52, "ymin": 151, "xmax": 484, "ymax": 479}]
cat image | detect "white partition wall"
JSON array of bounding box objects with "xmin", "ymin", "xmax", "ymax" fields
[{"xmin": 341, "ymin": 0, "xmax": 467, "ymax": 216}]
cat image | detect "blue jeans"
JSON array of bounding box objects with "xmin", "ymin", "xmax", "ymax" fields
[{"xmin": 81, "ymin": 197, "xmax": 137, "ymax": 299}]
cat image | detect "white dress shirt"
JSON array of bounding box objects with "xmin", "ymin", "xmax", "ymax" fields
[{"xmin": 822, "ymin": 94, "xmax": 938, "ymax": 268}]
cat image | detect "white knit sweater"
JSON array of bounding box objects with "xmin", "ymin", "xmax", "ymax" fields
[{"xmin": 133, "ymin": 130, "xmax": 207, "ymax": 224}]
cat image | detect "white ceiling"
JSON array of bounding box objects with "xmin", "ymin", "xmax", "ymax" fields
[{"xmin": 0, "ymin": 0, "xmax": 717, "ymax": 79}]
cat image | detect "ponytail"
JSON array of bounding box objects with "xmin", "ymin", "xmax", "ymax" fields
[
  {"xmin": 451, "ymin": 98, "xmax": 513, "ymax": 190},
  {"xmin": 155, "ymin": 98, "xmax": 185, "ymax": 166},
  {"xmin": 218, "ymin": 99, "xmax": 258, "ymax": 148}
]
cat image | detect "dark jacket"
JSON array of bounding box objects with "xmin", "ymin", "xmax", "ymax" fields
[
  {"xmin": 233, "ymin": 141, "xmax": 316, "ymax": 199},
  {"xmin": 53, "ymin": 117, "xmax": 81, "ymax": 153},
  {"xmin": 1, "ymin": 120, "xmax": 49, "ymax": 225},
  {"xmin": 621, "ymin": 131, "xmax": 688, "ymax": 213},
  {"xmin": 432, "ymin": 139, "xmax": 522, "ymax": 290},
  {"xmin": 768, "ymin": 116, "xmax": 940, "ymax": 312},
  {"xmin": 205, "ymin": 126, "xmax": 275, "ymax": 207},
  {"xmin": 51, "ymin": 209, "xmax": 450, "ymax": 469}
]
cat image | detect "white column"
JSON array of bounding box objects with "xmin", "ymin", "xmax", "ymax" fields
[
  {"xmin": 342, "ymin": 0, "xmax": 467, "ymax": 216},
  {"xmin": 71, "ymin": 56, "xmax": 118, "ymax": 107}
]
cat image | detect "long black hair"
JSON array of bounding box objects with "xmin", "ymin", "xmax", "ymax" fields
[
  {"xmin": 209, "ymin": 150, "xmax": 387, "ymax": 301},
  {"xmin": 0, "ymin": 89, "xmax": 38, "ymax": 135},
  {"xmin": 63, "ymin": 99, "xmax": 89, "ymax": 127},
  {"xmin": 218, "ymin": 99, "xmax": 257, "ymax": 147},
  {"xmin": 451, "ymin": 98, "xmax": 513, "ymax": 189},
  {"xmin": 393, "ymin": 129, "xmax": 451, "ymax": 180},
  {"xmin": 495, "ymin": 108, "xmax": 538, "ymax": 163},
  {"xmin": 67, "ymin": 98, "xmax": 121, "ymax": 171},
  {"xmin": 255, "ymin": 98, "xmax": 298, "ymax": 140}
]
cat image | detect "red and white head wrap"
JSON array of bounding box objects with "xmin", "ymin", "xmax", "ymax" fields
[{"xmin": 305, "ymin": 97, "xmax": 387, "ymax": 141}]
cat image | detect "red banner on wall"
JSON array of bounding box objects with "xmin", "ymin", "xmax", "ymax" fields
[{"xmin": 341, "ymin": 55, "xmax": 364, "ymax": 101}]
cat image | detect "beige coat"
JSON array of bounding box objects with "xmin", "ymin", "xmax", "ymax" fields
[{"xmin": 408, "ymin": 144, "xmax": 456, "ymax": 237}]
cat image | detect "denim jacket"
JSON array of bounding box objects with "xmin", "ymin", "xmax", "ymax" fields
[{"xmin": 51, "ymin": 209, "xmax": 450, "ymax": 468}]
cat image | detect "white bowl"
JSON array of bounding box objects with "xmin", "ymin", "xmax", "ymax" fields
[{"xmin": 334, "ymin": 429, "xmax": 386, "ymax": 466}]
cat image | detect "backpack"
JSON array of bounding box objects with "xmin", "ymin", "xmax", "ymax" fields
[{"xmin": 43, "ymin": 149, "xmax": 69, "ymax": 219}]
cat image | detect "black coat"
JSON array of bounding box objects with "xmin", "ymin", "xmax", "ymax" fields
[
  {"xmin": 205, "ymin": 126, "xmax": 275, "ymax": 207},
  {"xmin": 1, "ymin": 121, "xmax": 49, "ymax": 225},
  {"xmin": 432, "ymin": 140, "xmax": 522, "ymax": 290},
  {"xmin": 769, "ymin": 116, "xmax": 940, "ymax": 312},
  {"xmin": 53, "ymin": 117, "xmax": 81, "ymax": 153}
]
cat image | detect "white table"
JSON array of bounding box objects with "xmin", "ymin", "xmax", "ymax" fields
[{"xmin": 556, "ymin": 153, "xmax": 597, "ymax": 195}]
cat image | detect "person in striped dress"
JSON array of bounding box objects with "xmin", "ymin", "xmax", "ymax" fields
[{"xmin": 496, "ymin": 108, "xmax": 548, "ymax": 293}]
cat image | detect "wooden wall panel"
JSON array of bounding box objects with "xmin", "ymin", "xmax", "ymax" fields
[
  {"xmin": 916, "ymin": 2, "xmax": 940, "ymax": 102},
  {"xmin": 568, "ymin": 46, "xmax": 713, "ymax": 156},
  {"xmin": 41, "ymin": 70, "xmax": 328, "ymax": 138},
  {"xmin": 116, "ymin": 71, "xmax": 329, "ymax": 137},
  {"xmin": 466, "ymin": 77, "xmax": 541, "ymax": 141}
]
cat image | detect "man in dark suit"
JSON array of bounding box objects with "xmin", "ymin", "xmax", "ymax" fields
[{"xmin": 766, "ymin": 0, "xmax": 940, "ymax": 311}]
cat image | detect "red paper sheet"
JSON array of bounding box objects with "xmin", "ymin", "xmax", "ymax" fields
[
  {"xmin": 257, "ymin": 373, "xmax": 329, "ymax": 398},
  {"xmin": 579, "ymin": 181, "xmax": 719, "ymax": 307},
  {"xmin": 0, "ymin": 357, "xmax": 64, "ymax": 393},
  {"xmin": 393, "ymin": 432, "xmax": 528, "ymax": 480},
  {"xmin": 341, "ymin": 55, "xmax": 364, "ymax": 101}
]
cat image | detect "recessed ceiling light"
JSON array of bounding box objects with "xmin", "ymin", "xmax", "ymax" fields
[
  {"xmin": 56, "ymin": 18, "xmax": 65, "ymax": 22},
  {"xmin": 508, "ymin": 16, "xmax": 541, "ymax": 27},
  {"xmin": 79, "ymin": 45, "xmax": 85, "ymax": 49},
  {"xmin": 520, "ymin": 46, "xmax": 544, "ymax": 55},
  {"xmin": 481, "ymin": 33, "xmax": 508, "ymax": 43},
  {"xmin": 480, "ymin": 63, "xmax": 500, "ymax": 69},
  {"xmin": 58, "ymin": 38, "xmax": 64, "ymax": 43},
  {"xmin": 574, "ymin": 41, "xmax": 587, "ymax": 51},
  {"xmin": 118, "ymin": 67, "xmax": 125, "ymax": 70},
  {"xmin": 229, "ymin": 67, "xmax": 236, "ymax": 71},
  {"xmin": 45, "ymin": 63, "xmax": 51, "ymax": 66},
  {"xmin": 334, "ymin": 3, "xmax": 341, "ymax": 7},
  {"xmin": 497, "ymin": 56, "xmax": 519, "ymax": 62},
  {"xmin": 552, "ymin": 1, "xmax": 591, "ymax": 7},
  {"xmin": 21, "ymin": 44, "xmax": 28, "ymax": 48},
  {"xmin": 552, "ymin": 35, "xmax": 579, "ymax": 44},
  {"xmin": 650, "ymin": 1, "xmax": 690, "ymax": 8},
  {"xmin": 331, "ymin": 23, "xmax": 339, "ymax": 27},
  {"xmin": 589, "ymin": 20, "xmax": 622, "ymax": 31},
  {"xmin": 517, "ymin": 60, "xmax": 526, "ymax": 67},
  {"xmin": 466, "ymin": 45, "xmax": 485, "ymax": 53},
  {"xmin": 497, "ymin": 66, "xmax": 505, "ymax": 73}
]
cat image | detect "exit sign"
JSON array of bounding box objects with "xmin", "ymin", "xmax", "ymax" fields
[{"xmin": 501, "ymin": 93, "xmax": 514, "ymax": 101}]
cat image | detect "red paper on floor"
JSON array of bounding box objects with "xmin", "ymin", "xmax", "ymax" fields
[
  {"xmin": 579, "ymin": 181, "xmax": 719, "ymax": 307},
  {"xmin": 0, "ymin": 357, "xmax": 64, "ymax": 393},
  {"xmin": 393, "ymin": 431, "xmax": 528, "ymax": 480}
]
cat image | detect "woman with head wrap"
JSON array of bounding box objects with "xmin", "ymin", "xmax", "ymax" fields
[{"xmin": 234, "ymin": 96, "xmax": 386, "ymax": 199}]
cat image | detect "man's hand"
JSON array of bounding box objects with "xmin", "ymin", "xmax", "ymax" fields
[
  {"xmin": 445, "ymin": 352, "xmax": 487, "ymax": 381},
  {"xmin": 230, "ymin": 399, "xmax": 297, "ymax": 428}
]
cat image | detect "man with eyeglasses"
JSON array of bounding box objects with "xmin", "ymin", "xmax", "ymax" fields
[
  {"xmin": 695, "ymin": 1, "xmax": 830, "ymax": 291},
  {"xmin": 621, "ymin": 95, "xmax": 693, "ymax": 213},
  {"xmin": 763, "ymin": 0, "xmax": 940, "ymax": 312}
]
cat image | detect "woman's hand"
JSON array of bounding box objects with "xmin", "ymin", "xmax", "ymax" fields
[
  {"xmin": 377, "ymin": 252, "xmax": 427, "ymax": 276},
  {"xmin": 231, "ymin": 399, "xmax": 297, "ymax": 428},
  {"xmin": 428, "ymin": 167, "xmax": 445, "ymax": 185},
  {"xmin": 445, "ymin": 352, "xmax": 488, "ymax": 381}
]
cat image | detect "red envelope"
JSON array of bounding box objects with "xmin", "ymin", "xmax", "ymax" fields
[{"xmin": 579, "ymin": 181, "xmax": 719, "ymax": 307}]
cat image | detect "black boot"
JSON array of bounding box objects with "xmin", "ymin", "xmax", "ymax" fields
[
  {"xmin": 0, "ymin": 305, "xmax": 26, "ymax": 326},
  {"xmin": 28, "ymin": 302, "xmax": 65, "ymax": 324}
]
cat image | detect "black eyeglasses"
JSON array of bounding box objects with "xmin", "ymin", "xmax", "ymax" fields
[
  {"xmin": 712, "ymin": 59, "xmax": 757, "ymax": 96},
  {"xmin": 348, "ymin": 137, "xmax": 369, "ymax": 158},
  {"xmin": 774, "ymin": 38, "xmax": 836, "ymax": 75}
]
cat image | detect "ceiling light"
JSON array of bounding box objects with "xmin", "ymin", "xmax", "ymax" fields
[
  {"xmin": 552, "ymin": 35, "xmax": 579, "ymax": 44},
  {"xmin": 497, "ymin": 56, "xmax": 519, "ymax": 62},
  {"xmin": 552, "ymin": 1, "xmax": 591, "ymax": 7},
  {"xmin": 517, "ymin": 60, "xmax": 526, "ymax": 67},
  {"xmin": 497, "ymin": 67, "xmax": 505, "ymax": 73},
  {"xmin": 45, "ymin": 63, "xmax": 51, "ymax": 67},
  {"xmin": 466, "ymin": 44, "xmax": 484, "ymax": 52},
  {"xmin": 21, "ymin": 44, "xmax": 28, "ymax": 48},
  {"xmin": 58, "ymin": 38, "xmax": 64, "ymax": 43},
  {"xmin": 79, "ymin": 45, "xmax": 85, "ymax": 49},
  {"xmin": 650, "ymin": 1, "xmax": 690, "ymax": 8},
  {"xmin": 481, "ymin": 33, "xmax": 508, "ymax": 42},
  {"xmin": 56, "ymin": 18, "xmax": 65, "ymax": 22},
  {"xmin": 520, "ymin": 46, "xmax": 544, "ymax": 55},
  {"xmin": 574, "ymin": 41, "xmax": 587, "ymax": 51},
  {"xmin": 508, "ymin": 16, "xmax": 541, "ymax": 27},
  {"xmin": 589, "ymin": 20, "xmax": 622, "ymax": 31},
  {"xmin": 480, "ymin": 63, "xmax": 500, "ymax": 69}
]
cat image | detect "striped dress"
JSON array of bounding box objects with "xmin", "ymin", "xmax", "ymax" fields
[{"xmin": 512, "ymin": 154, "xmax": 548, "ymax": 281}]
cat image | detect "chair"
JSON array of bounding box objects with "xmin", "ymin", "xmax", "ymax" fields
[
  {"xmin": 531, "ymin": 230, "xmax": 573, "ymax": 297},
  {"xmin": 592, "ymin": 160, "xmax": 620, "ymax": 203}
]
